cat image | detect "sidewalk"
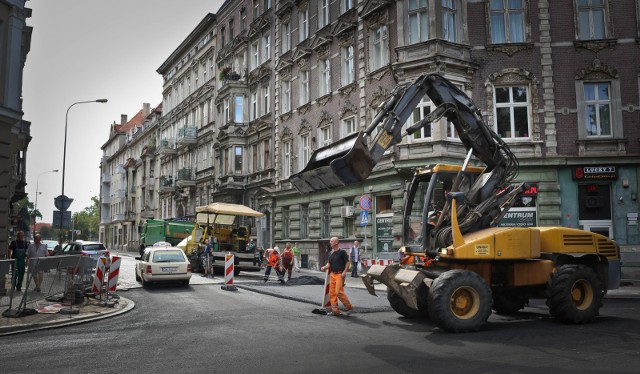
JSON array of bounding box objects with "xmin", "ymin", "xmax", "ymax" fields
[{"xmin": 1, "ymin": 267, "xmax": 638, "ymax": 336}]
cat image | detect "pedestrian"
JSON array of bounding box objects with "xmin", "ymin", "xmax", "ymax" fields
[
  {"xmin": 263, "ymin": 246, "xmax": 285, "ymax": 284},
  {"xmin": 257, "ymin": 247, "xmax": 265, "ymax": 269},
  {"xmin": 282, "ymin": 242, "xmax": 295, "ymax": 281},
  {"xmin": 292, "ymin": 242, "xmax": 301, "ymax": 272},
  {"xmin": 349, "ymin": 240, "xmax": 361, "ymax": 277},
  {"xmin": 8, "ymin": 231, "xmax": 28, "ymax": 292},
  {"xmin": 203, "ymin": 238, "xmax": 213, "ymax": 278},
  {"xmin": 26, "ymin": 233, "xmax": 48, "ymax": 292},
  {"xmin": 248, "ymin": 239, "xmax": 256, "ymax": 253},
  {"xmin": 320, "ymin": 236, "xmax": 353, "ymax": 316}
]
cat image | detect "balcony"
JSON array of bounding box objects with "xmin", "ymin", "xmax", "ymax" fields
[
  {"xmin": 158, "ymin": 176, "xmax": 174, "ymax": 192},
  {"xmin": 157, "ymin": 138, "xmax": 177, "ymax": 155},
  {"xmin": 101, "ymin": 195, "xmax": 111, "ymax": 204},
  {"xmin": 101, "ymin": 173, "xmax": 111, "ymax": 183},
  {"xmin": 141, "ymin": 207, "xmax": 155, "ymax": 219},
  {"xmin": 177, "ymin": 126, "xmax": 197, "ymax": 147},
  {"xmin": 145, "ymin": 176, "xmax": 155, "ymax": 189},
  {"xmin": 176, "ymin": 168, "xmax": 196, "ymax": 188},
  {"xmin": 126, "ymin": 211, "xmax": 137, "ymax": 221},
  {"xmin": 113, "ymin": 213, "xmax": 125, "ymax": 222},
  {"xmin": 113, "ymin": 189, "xmax": 126, "ymax": 199}
]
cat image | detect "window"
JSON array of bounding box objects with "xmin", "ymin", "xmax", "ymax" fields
[
  {"xmin": 489, "ymin": 0, "xmax": 525, "ymax": 43},
  {"xmin": 282, "ymin": 207, "xmax": 290, "ymax": 239},
  {"xmin": 250, "ymin": 91, "xmax": 258, "ymax": 121},
  {"xmin": 371, "ymin": 25, "xmax": 389, "ymax": 71},
  {"xmin": 221, "ymin": 27, "xmax": 226, "ymax": 48},
  {"xmin": 241, "ymin": 9, "xmax": 246, "ymax": 31},
  {"xmin": 282, "ymin": 80, "xmax": 291, "ymax": 113},
  {"xmin": 408, "ymin": 96, "xmax": 432, "ymax": 140},
  {"xmin": 319, "ymin": 59, "xmax": 331, "ymax": 96},
  {"xmin": 318, "ymin": 125, "xmax": 332, "ymax": 147},
  {"xmin": 229, "ymin": 18, "xmax": 234, "ymax": 39},
  {"xmin": 343, "ymin": 198, "xmax": 354, "ymax": 238},
  {"xmin": 251, "ymin": 143, "xmax": 258, "ymax": 171},
  {"xmin": 234, "ymin": 146, "xmax": 243, "ymax": 173},
  {"xmin": 341, "ymin": 116, "xmax": 357, "ymax": 137},
  {"xmin": 262, "ymin": 33, "xmax": 271, "ymax": 62},
  {"xmin": 494, "ymin": 86, "xmax": 530, "ymax": 139},
  {"xmin": 194, "ymin": 68, "xmax": 199, "ymax": 88},
  {"xmin": 299, "ymin": 133, "xmax": 310, "ymax": 170},
  {"xmin": 235, "ymin": 95, "xmax": 244, "ymax": 123},
  {"xmin": 577, "ymin": 0, "xmax": 607, "ymax": 40},
  {"xmin": 583, "ymin": 82, "xmax": 611, "ymax": 137},
  {"xmin": 408, "ymin": 0, "xmax": 429, "ymax": 44},
  {"xmin": 282, "ymin": 140, "xmax": 292, "ymax": 178},
  {"xmin": 251, "ymin": 40, "xmax": 259, "ymax": 70},
  {"xmin": 300, "ymin": 70, "xmax": 310, "ymax": 105},
  {"xmin": 299, "ymin": 8, "xmax": 309, "ymax": 42},
  {"xmin": 223, "ymin": 98, "xmax": 230, "ymax": 125},
  {"xmin": 300, "ymin": 204, "xmax": 309, "ymax": 239},
  {"xmin": 253, "ymin": 0, "xmax": 260, "ymax": 19},
  {"xmin": 263, "ymin": 139, "xmax": 271, "ymax": 169},
  {"xmin": 264, "ymin": 0, "xmax": 271, "ymax": 11},
  {"xmin": 319, "ymin": 0, "xmax": 330, "ymax": 29},
  {"xmin": 321, "ymin": 201, "xmax": 331, "ymax": 238},
  {"xmin": 442, "ymin": 0, "xmax": 458, "ymax": 42},
  {"xmin": 342, "ymin": 0, "xmax": 354, "ymax": 13},
  {"xmin": 263, "ymin": 84, "xmax": 270, "ymax": 115},
  {"xmin": 281, "ymin": 22, "xmax": 291, "ymax": 53},
  {"xmin": 341, "ymin": 46, "xmax": 355, "ymax": 86}
]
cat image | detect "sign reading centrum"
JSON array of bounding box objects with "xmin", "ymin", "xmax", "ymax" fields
[{"xmin": 573, "ymin": 166, "xmax": 617, "ymax": 180}]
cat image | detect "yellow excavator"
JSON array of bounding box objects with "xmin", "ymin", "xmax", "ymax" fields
[{"xmin": 290, "ymin": 74, "xmax": 621, "ymax": 332}]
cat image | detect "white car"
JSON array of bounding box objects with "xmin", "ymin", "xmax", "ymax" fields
[{"xmin": 135, "ymin": 246, "xmax": 192, "ymax": 287}]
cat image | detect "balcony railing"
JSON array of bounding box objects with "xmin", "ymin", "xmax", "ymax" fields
[
  {"xmin": 177, "ymin": 168, "xmax": 195, "ymax": 188},
  {"xmin": 158, "ymin": 176, "xmax": 174, "ymax": 192},
  {"xmin": 177, "ymin": 127, "xmax": 197, "ymax": 146},
  {"xmin": 158, "ymin": 138, "xmax": 177, "ymax": 155},
  {"xmin": 113, "ymin": 189, "xmax": 126, "ymax": 199},
  {"xmin": 101, "ymin": 173, "xmax": 111, "ymax": 183},
  {"xmin": 113, "ymin": 213, "xmax": 125, "ymax": 222}
]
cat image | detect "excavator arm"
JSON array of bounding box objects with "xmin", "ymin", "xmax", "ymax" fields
[{"xmin": 290, "ymin": 74, "xmax": 517, "ymax": 194}]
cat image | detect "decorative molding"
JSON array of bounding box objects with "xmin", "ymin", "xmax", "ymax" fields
[
  {"xmin": 369, "ymin": 86, "xmax": 389, "ymax": 109},
  {"xmin": 298, "ymin": 103, "xmax": 311, "ymax": 115},
  {"xmin": 280, "ymin": 126, "xmax": 293, "ymax": 140},
  {"xmin": 317, "ymin": 93, "xmax": 333, "ymax": 106},
  {"xmin": 368, "ymin": 66, "xmax": 391, "ymax": 81},
  {"xmin": 485, "ymin": 43, "xmax": 534, "ymax": 56},
  {"xmin": 279, "ymin": 112, "xmax": 292, "ymax": 122},
  {"xmin": 275, "ymin": 0, "xmax": 294, "ymax": 19},
  {"xmin": 341, "ymin": 100, "xmax": 358, "ymax": 118},
  {"xmin": 573, "ymin": 39, "xmax": 617, "ymax": 53},
  {"xmin": 319, "ymin": 110, "xmax": 333, "ymax": 126},
  {"xmin": 339, "ymin": 82, "xmax": 357, "ymax": 96},
  {"xmin": 575, "ymin": 58, "xmax": 618, "ymax": 80},
  {"xmin": 298, "ymin": 119, "xmax": 310, "ymax": 135}
]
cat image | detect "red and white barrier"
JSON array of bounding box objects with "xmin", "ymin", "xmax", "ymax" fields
[
  {"xmin": 221, "ymin": 253, "xmax": 237, "ymax": 291},
  {"xmin": 363, "ymin": 258, "xmax": 394, "ymax": 267},
  {"xmin": 92, "ymin": 257, "xmax": 108, "ymax": 295},
  {"xmin": 108, "ymin": 256, "xmax": 121, "ymax": 293},
  {"xmin": 322, "ymin": 271, "xmax": 331, "ymax": 308}
]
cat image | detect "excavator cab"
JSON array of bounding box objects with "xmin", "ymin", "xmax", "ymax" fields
[{"xmin": 403, "ymin": 164, "xmax": 484, "ymax": 255}]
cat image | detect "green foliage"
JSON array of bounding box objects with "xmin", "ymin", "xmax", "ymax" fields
[{"xmin": 71, "ymin": 196, "xmax": 100, "ymax": 241}]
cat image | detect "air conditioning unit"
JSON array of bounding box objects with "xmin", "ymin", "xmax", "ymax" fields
[{"xmin": 340, "ymin": 206, "xmax": 354, "ymax": 217}]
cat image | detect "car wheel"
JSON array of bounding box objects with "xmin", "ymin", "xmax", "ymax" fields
[
  {"xmin": 135, "ymin": 269, "xmax": 141, "ymax": 282},
  {"xmin": 182, "ymin": 280, "xmax": 190, "ymax": 287}
]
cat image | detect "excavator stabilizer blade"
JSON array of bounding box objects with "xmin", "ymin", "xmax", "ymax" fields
[
  {"xmin": 290, "ymin": 131, "xmax": 374, "ymax": 193},
  {"xmin": 361, "ymin": 264, "xmax": 402, "ymax": 296}
]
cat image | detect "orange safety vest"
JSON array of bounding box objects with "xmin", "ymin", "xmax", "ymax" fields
[{"xmin": 268, "ymin": 253, "xmax": 280, "ymax": 267}]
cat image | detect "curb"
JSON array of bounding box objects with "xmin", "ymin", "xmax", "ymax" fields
[{"xmin": 0, "ymin": 296, "xmax": 135, "ymax": 336}]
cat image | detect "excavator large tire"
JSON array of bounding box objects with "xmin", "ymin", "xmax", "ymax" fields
[
  {"xmin": 427, "ymin": 269, "xmax": 492, "ymax": 332},
  {"xmin": 387, "ymin": 289, "xmax": 428, "ymax": 319},
  {"xmin": 546, "ymin": 264, "xmax": 603, "ymax": 324}
]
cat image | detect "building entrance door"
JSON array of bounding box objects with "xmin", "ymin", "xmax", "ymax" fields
[{"xmin": 578, "ymin": 183, "xmax": 612, "ymax": 239}]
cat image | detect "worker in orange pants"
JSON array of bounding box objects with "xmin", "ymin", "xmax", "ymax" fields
[{"xmin": 321, "ymin": 236, "xmax": 353, "ymax": 316}]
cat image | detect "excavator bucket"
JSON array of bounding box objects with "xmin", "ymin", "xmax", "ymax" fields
[{"xmin": 290, "ymin": 131, "xmax": 374, "ymax": 193}]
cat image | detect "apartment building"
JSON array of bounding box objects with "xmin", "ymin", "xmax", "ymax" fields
[
  {"xmin": 99, "ymin": 1, "xmax": 640, "ymax": 271},
  {"xmin": 0, "ymin": 1, "xmax": 31, "ymax": 256}
]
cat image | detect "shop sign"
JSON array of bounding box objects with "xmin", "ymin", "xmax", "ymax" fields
[
  {"xmin": 498, "ymin": 207, "xmax": 537, "ymax": 227},
  {"xmin": 375, "ymin": 214, "xmax": 394, "ymax": 253},
  {"xmin": 573, "ymin": 166, "xmax": 617, "ymax": 180}
]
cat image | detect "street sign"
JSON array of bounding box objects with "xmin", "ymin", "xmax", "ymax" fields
[
  {"xmin": 52, "ymin": 210, "xmax": 72, "ymax": 229},
  {"xmin": 359, "ymin": 195, "xmax": 372, "ymax": 211},
  {"xmin": 54, "ymin": 195, "xmax": 73, "ymax": 211},
  {"xmin": 360, "ymin": 210, "xmax": 369, "ymax": 226}
]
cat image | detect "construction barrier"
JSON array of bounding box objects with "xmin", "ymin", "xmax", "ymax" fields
[
  {"xmin": 107, "ymin": 256, "xmax": 121, "ymax": 293},
  {"xmin": 322, "ymin": 271, "xmax": 331, "ymax": 308},
  {"xmin": 91, "ymin": 257, "xmax": 108, "ymax": 295},
  {"xmin": 363, "ymin": 258, "xmax": 394, "ymax": 267},
  {"xmin": 221, "ymin": 253, "xmax": 237, "ymax": 291}
]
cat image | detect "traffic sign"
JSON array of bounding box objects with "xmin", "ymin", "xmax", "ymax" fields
[
  {"xmin": 359, "ymin": 195, "xmax": 372, "ymax": 211},
  {"xmin": 52, "ymin": 210, "xmax": 72, "ymax": 229},
  {"xmin": 360, "ymin": 210, "xmax": 369, "ymax": 226}
]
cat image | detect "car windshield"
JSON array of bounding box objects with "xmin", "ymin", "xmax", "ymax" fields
[
  {"xmin": 83, "ymin": 244, "xmax": 106, "ymax": 252},
  {"xmin": 153, "ymin": 250, "xmax": 185, "ymax": 263}
]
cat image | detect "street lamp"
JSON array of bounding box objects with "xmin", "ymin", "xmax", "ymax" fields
[
  {"xmin": 33, "ymin": 169, "xmax": 59, "ymax": 233},
  {"xmin": 58, "ymin": 99, "xmax": 108, "ymax": 235}
]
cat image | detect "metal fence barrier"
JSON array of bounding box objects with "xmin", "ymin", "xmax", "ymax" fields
[{"xmin": 2, "ymin": 255, "xmax": 95, "ymax": 318}]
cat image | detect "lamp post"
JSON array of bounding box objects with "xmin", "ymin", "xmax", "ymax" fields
[
  {"xmin": 33, "ymin": 169, "xmax": 59, "ymax": 234},
  {"xmin": 58, "ymin": 99, "xmax": 108, "ymax": 235}
]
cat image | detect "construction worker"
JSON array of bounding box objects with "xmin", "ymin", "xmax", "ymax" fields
[
  {"xmin": 263, "ymin": 246, "xmax": 285, "ymax": 284},
  {"xmin": 320, "ymin": 237, "xmax": 353, "ymax": 316}
]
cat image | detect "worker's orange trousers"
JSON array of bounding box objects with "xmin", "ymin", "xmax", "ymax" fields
[{"xmin": 329, "ymin": 272, "xmax": 352, "ymax": 314}]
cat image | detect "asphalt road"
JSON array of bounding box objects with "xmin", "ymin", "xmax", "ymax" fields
[{"xmin": 2, "ymin": 281, "xmax": 640, "ymax": 374}]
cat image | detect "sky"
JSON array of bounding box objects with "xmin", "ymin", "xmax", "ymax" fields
[{"xmin": 23, "ymin": 0, "xmax": 225, "ymax": 223}]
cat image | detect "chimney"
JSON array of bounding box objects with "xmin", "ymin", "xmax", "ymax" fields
[
  {"xmin": 143, "ymin": 103, "xmax": 150, "ymax": 118},
  {"xmin": 121, "ymin": 114, "xmax": 127, "ymax": 125}
]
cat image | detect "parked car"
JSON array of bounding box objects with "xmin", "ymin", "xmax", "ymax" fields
[
  {"xmin": 135, "ymin": 244, "xmax": 191, "ymax": 287},
  {"xmin": 42, "ymin": 240, "xmax": 58, "ymax": 256},
  {"xmin": 53, "ymin": 241, "xmax": 110, "ymax": 264}
]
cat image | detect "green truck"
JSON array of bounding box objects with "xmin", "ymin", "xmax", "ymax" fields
[{"xmin": 139, "ymin": 219, "xmax": 195, "ymax": 256}]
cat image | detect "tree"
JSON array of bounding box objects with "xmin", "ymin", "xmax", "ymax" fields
[{"xmin": 72, "ymin": 196, "xmax": 100, "ymax": 241}]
